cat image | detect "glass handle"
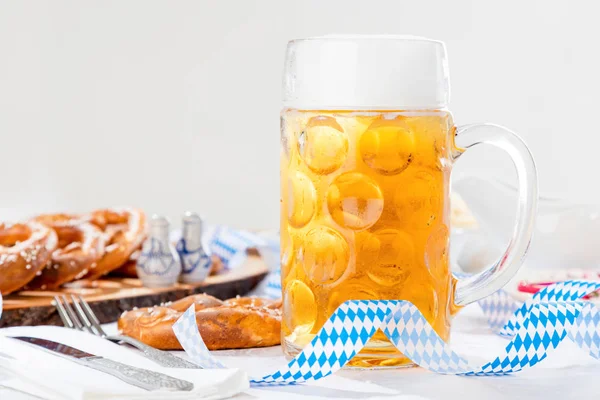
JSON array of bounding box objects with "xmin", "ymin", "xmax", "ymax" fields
[{"xmin": 452, "ymin": 123, "xmax": 538, "ymax": 306}]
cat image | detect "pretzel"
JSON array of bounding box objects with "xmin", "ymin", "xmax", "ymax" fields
[
  {"xmin": 118, "ymin": 294, "xmax": 282, "ymax": 350},
  {"xmin": 109, "ymin": 247, "xmax": 141, "ymax": 278},
  {"xmin": 83, "ymin": 208, "xmax": 146, "ymax": 280},
  {"xmin": 25, "ymin": 215, "xmax": 105, "ymax": 290},
  {"xmin": 0, "ymin": 222, "xmax": 58, "ymax": 294}
]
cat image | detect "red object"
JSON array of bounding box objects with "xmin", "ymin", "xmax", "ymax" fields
[{"xmin": 517, "ymin": 281, "xmax": 597, "ymax": 299}]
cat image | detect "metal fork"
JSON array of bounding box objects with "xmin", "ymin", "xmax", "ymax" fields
[{"xmin": 53, "ymin": 295, "xmax": 200, "ymax": 369}]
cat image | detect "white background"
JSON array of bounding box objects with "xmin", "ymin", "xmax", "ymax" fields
[{"xmin": 1, "ymin": 0, "xmax": 598, "ymax": 229}]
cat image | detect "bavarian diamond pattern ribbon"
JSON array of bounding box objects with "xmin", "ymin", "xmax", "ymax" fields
[
  {"xmin": 205, "ymin": 226, "xmax": 281, "ymax": 273},
  {"xmin": 173, "ymin": 279, "xmax": 600, "ymax": 385},
  {"xmin": 206, "ymin": 225, "xmax": 265, "ymax": 268},
  {"xmin": 498, "ymin": 280, "xmax": 600, "ymax": 337}
]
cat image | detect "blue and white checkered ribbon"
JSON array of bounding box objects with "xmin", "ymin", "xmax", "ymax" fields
[
  {"xmin": 263, "ymin": 271, "xmax": 283, "ymax": 299},
  {"xmin": 173, "ymin": 279, "xmax": 600, "ymax": 384},
  {"xmin": 204, "ymin": 226, "xmax": 282, "ymax": 273},
  {"xmin": 205, "ymin": 225, "xmax": 266, "ymax": 268},
  {"xmin": 203, "ymin": 226, "xmax": 282, "ymax": 298},
  {"xmin": 260, "ymin": 267, "xmax": 282, "ymax": 300}
]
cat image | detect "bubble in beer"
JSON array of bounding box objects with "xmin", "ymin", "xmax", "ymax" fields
[
  {"xmin": 363, "ymin": 228, "xmax": 415, "ymax": 286},
  {"xmin": 326, "ymin": 172, "xmax": 384, "ymax": 230},
  {"xmin": 280, "ymin": 230, "xmax": 294, "ymax": 278},
  {"xmin": 425, "ymin": 224, "xmax": 450, "ymax": 281},
  {"xmin": 283, "ymin": 279, "xmax": 317, "ymax": 336},
  {"xmin": 359, "ymin": 118, "xmax": 415, "ymax": 175},
  {"xmin": 287, "ymin": 171, "xmax": 316, "ymax": 228},
  {"xmin": 394, "ymin": 169, "xmax": 442, "ymax": 229},
  {"xmin": 299, "ymin": 226, "xmax": 349, "ymax": 284},
  {"xmin": 298, "ymin": 116, "xmax": 348, "ymax": 174},
  {"xmin": 405, "ymin": 115, "xmax": 449, "ymax": 169}
]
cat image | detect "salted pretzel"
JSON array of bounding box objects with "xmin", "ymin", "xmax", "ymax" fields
[
  {"xmin": 118, "ymin": 294, "xmax": 282, "ymax": 350},
  {"xmin": 109, "ymin": 246, "xmax": 142, "ymax": 278},
  {"xmin": 83, "ymin": 208, "xmax": 147, "ymax": 280},
  {"xmin": 0, "ymin": 222, "xmax": 58, "ymax": 294},
  {"xmin": 25, "ymin": 215, "xmax": 105, "ymax": 290}
]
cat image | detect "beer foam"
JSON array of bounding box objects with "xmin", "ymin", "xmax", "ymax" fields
[{"xmin": 283, "ymin": 35, "xmax": 450, "ymax": 110}]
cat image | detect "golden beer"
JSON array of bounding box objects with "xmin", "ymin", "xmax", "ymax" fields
[{"xmin": 280, "ymin": 110, "xmax": 456, "ymax": 367}]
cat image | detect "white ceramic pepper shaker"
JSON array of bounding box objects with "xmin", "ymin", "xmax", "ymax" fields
[
  {"xmin": 136, "ymin": 215, "xmax": 181, "ymax": 288},
  {"xmin": 177, "ymin": 212, "xmax": 212, "ymax": 284}
]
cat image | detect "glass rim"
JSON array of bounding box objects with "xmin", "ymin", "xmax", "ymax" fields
[{"xmin": 287, "ymin": 34, "xmax": 444, "ymax": 46}]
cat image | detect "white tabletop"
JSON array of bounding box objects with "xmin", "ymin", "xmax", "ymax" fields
[{"xmin": 1, "ymin": 304, "xmax": 598, "ymax": 400}]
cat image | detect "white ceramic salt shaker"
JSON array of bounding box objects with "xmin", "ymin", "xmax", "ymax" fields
[
  {"xmin": 136, "ymin": 215, "xmax": 181, "ymax": 288},
  {"xmin": 177, "ymin": 212, "xmax": 212, "ymax": 284}
]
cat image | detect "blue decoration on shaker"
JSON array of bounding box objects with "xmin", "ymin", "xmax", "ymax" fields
[
  {"xmin": 177, "ymin": 212, "xmax": 212, "ymax": 284},
  {"xmin": 172, "ymin": 279, "xmax": 600, "ymax": 385},
  {"xmin": 136, "ymin": 215, "xmax": 181, "ymax": 288},
  {"xmin": 178, "ymin": 240, "xmax": 211, "ymax": 275},
  {"xmin": 138, "ymin": 238, "xmax": 179, "ymax": 276}
]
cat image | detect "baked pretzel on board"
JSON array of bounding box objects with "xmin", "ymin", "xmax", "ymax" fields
[
  {"xmin": 0, "ymin": 221, "xmax": 58, "ymax": 295},
  {"xmin": 118, "ymin": 294, "xmax": 282, "ymax": 350},
  {"xmin": 25, "ymin": 214, "xmax": 105, "ymax": 290},
  {"xmin": 83, "ymin": 208, "xmax": 147, "ymax": 280},
  {"xmin": 109, "ymin": 247, "xmax": 141, "ymax": 278}
]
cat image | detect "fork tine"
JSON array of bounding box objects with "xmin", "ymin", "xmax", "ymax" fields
[
  {"xmin": 70, "ymin": 295, "xmax": 95, "ymax": 334},
  {"xmin": 61, "ymin": 295, "xmax": 85, "ymax": 331},
  {"xmin": 53, "ymin": 296, "xmax": 74, "ymax": 329},
  {"xmin": 77, "ymin": 296, "xmax": 107, "ymax": 337}
]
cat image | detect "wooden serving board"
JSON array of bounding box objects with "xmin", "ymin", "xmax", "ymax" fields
[{"xmin": 0, "ymin": 255, "xmax": 268, "ymax": 328}]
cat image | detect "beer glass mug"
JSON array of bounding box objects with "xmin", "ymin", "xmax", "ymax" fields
[{"xmin": 280, "ymin": 35, "xmax": 537, "ymax": 368}]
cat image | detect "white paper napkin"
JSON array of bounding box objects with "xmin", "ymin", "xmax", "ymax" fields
[{"xmin": 0, "ymin": 326, "xmax": 249, "ymax": 400}]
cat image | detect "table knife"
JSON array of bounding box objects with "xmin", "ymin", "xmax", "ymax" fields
[{"xmin": 10, "ymin": 336, "xmax": 194, "ymax": 392}]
